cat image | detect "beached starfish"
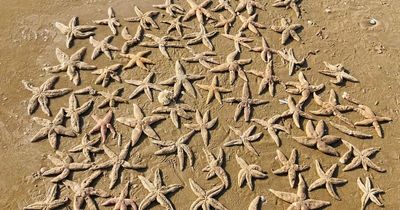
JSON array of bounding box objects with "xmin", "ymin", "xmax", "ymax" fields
[
  {"xmin": 139, "ymin": 34, "xmax": 183, "ymax": 60},
  {"xmin": 285, "ymin": 72, "xmax": 324, "ymax": 107},
  {"xmin": 183, "ymin": 47, "xmax": 219, "ymax": 69},
  {"xmin": 92, "ymin": 63, "xmax": 122, "ymax": 87},
  {"xmin": 89, "ymin": 35, "xmax": 119, "ymax": 60},
  {"xmin": 341, "ymin": 140, "xmax": 386, "ymax": 172},
  {"xmin": 183, "ymin": 24, "xmax": 218, "ymax": 51},
  {"xmin": 247, "ymin": 60, "xmax": 285, "ymax": 96},
  {"xmin": 276, "ymin": 48, "xmax": 306, "ymax": 75},
  {"xmin": 93, "ymin": 7, "xmax": 121, "ymax": 35},
  {"xmin": 153, "ymin": 130, "xmax": 195, "ymax": 171},
  {"xmin": 211, "ymin": 0, "xmax": 235, "ymax": 13},
  {"xmin": 248, "ymin": 196, "xmax": 266, "ymax": 210},
  {"xmin": 162, "ymin": 15, "xmax": 193, "ymax": 37},
  {"xmin": 97, "ymin": 87, "xmax": 128, "ymax": 108},
  {"xmin": 69, "ymin": 134, "xmax": 102, "ymax": 162},
  {"xmin": 214, "ymin": 14, "xmax": 236, "ymax": 34},
  {"xmin": 354, "ymin": 104, "xmax": 392, "ymax": 138},
  {"xmin": 272, "ymin": 0, "xmax": 301, "ymax": 18},
  {"xmin": 357, "ymin": 177, "xmax": 384, "ymax": 210},
  {"xmin": 124, "ymin": 6, "xmax": 159, "ymax": 29},
  {"xmin": 236, "ymin": 154, "xmax": 267, "ymax": 190},
  {"xmin": 22, "ymin": 76, "xmax": 71, "ymax": 116},
  {"xmin": 120, "ymin": 50, "xmax": 155, "ymax": 71},
  {"xmin": 55, "ymin": 16, "xmax": 96, "ymax": 48},
  {"xmin": 63, "ymin": 94, "xmax": 93, "ymax": 133},
  {"xmin": 272, "ymin": 149, "xmax": 309, "ymax": 188},
  {"xmin": 221, "ymin": 31, "xmax": 253, "ymax": 52},
  {"xmin": 73, "ymin": 86, "xmax": 98, "ymax": 96},
  {"xmin": 117, "ymin": 103, "xmax": 165, "ymax": 145},
  {"xmin": 88, "ymin": 110, "xmax": 116, "ymax": 142},
  {"xmin": 271, "ymin": 18, "xmax": 302, "ymax": 44},
  {"xmin": 235, "ymin": 0, "xmax": 264, "ymax": 14},
  {"xmin": 30, "ymin": 108, "xmax": 76, "ymax": 149},
  {"xmin": 329, "ymin": 121, "xmax": 372, "ymax": 139},
  {"xmin": 184, "ymin": 110, "xmax": 218, "ymax": 146},
  {"xmin": 138, "ymin": 168, "xmax": 182, "ymax": 210},
  {"xmin": 125, "ymin": 72, "xmax": 162, "ymax": 101},
  {"xmin": 238, "ymin": 13, "xmax": 266, "ymax": 36},
  {"xmin": 152, "ymin": 103, "xmax": 195, "ymax": 128},
  {"xmin": 63, "ymin": 171, "xmax": 110, "ymax": 210},
  {"xmin": 153, "ymin": 0, "xmax": 185, "ymax": 17},
  {"xmin": 23, "ymin": 184, "xmax": 69, "ymax": 210},
  {"xmin": 308, "ymin": 160, "xmax": 347, "ymax": 200},
  {"xmin": 251, "ymin": 114, "xmax": 289, "ymax": 147},
  {"xmin": 224, "ymin": 125, "xmax": 263, "ymax": 156},
  {"xmin": 319, "ymin": 61, "xmax": 359, "ymax": 85},
  {"xmin": 223, "ymin": 82, "xmax": 268, "ymax": 122},
  {"xmin": 202, "ymin": 148, "xmax": 229, "ymax": 188},
  {"xmin": 250, "ymin": 36, "xmax": 276, "ymax": 62},
  {"xmin": 189, "ymin": 178, "xmax": 227, "ymax": 210},
  {"xmin": 43, "ymin": 47, "xmax": 96, "ymax": 86},
  {"xmin": 121, "ymin": 25, "xmax": 144, "ymax": 53},
  {"xmin": 269, "ymin": 174, "xmax": 331, "ymax": 210},
  {"xmin": 280, "ymin": 96, "xmax": 315, "ymax": 128},
  {"xmin": 196, "ymin": 75, "xmax": 232, "ymax": 104},
  {"xmin": 101, "ymin": 181, "xmax": 138, "ymax": 210},
  {"xmin": 209, "ymin": 50, "xmax": 252, "ymax": 84},
  {"xmin": 183, "ymin": 0, "xmax": 215, "ymax": 24}
]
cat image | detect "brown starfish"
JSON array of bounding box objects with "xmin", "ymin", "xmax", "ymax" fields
[
  {"xmin": 209, "ymin": 50, "xmax": 252, "ymax": 84},
  {"xmin": 250, "ymin": 36, "xmax": 276, "ymax": 63},
  {"xmin": 63, "ymin": 94, "xmax": 93, "ymax": 133},
  {"xmin": 272, "ymin": 149, "xmax": 309, "ymax": 188},
  {"xmin": 224, "ymin": 125, "xmax": 263, "ymax": 156},
  {"xmin": 55, "ymin": 16, "xmax": 96, "ymax": 48},
  {"xmin": 23, "ymin": 184, "xmax": 69, "ymax": 210},
  {"xmin": 183, "ymin": 0, "xmax": 215, "ymax": 24},
  {"xmin": 120, "ymin": 50, "xmax": 155, "ymax": 71},
  {"xmin": 251, "ymin": 114, "xmax": 289, "ymax": 147},
  {"xmin": 125, "ymin": 72, "xmax": 162, "ymax": 101},
  {"xmin": 280, "ymin": 96, "xmax": 315, "ymax": 128},
  {"xmin": 97, "ymin": 87, "xmax": 128, "ymax": 108},
  {"xmin": 182, "ymin": 47, "xmax": 219, "ymax": 69},
  {"xmin": 271, "ymin": 18, "xmax": 302, "ymax": 44},
  {"xmin": 183, "ymin": 109, "xmax": 218, "ymax": 146},
  {"xmin": 152, "ymin": 103, "xmax": 195, "ymax": 128},
  {"xmin": 139, "ymin": 34, "xmax": 183, "ymax": 60},
  {"xmin": 221, "ymin": 31, "xmax": 253, "ymax": 52},
  {"xmin": 236, "ymin": 154, "xmax": 267, "ymax": 190},
  {"xmin": 69, "ymin": 134, "xmax": 102, "ymax": 162},
  {"xmin": 162, "ymin": 15, "xmax": 193, "ymax": 37},
  {"xmin": 285, "ymin": 72, "xmax": 325, "ymax": 107},
  {"xmin": 196, "ymin": 75, "xmax": 232, "ymax": 104},
  {"xmin": 272, "ymin": 0, "xmax": 301, "ymax": 18},
  {"xmin": 202, "ymin": 148, "xmax": 229, "ymax": 188},
  {"xmin": 153, "ymin": 0, "xmax": 185, "ymax": 17},
  {"xmin": 276, "ymin": 48, "xmax": 306, "ymax": 75},
  {"xmin": 88, "ymin": 110, "xmax": 116, "ymax": 142},
  {"xmin": 183, "ymin": 24, "xmax": 218, "ymax": 51},
  {"xmin": 238, "ymin": 13, "xmax": 266, "ymax": 36},
  {"xmin": 357, "ymin": 177, "xmax": 385, "ymax": 210},
  {"xmin": 235, "ymin": 0, "xmax": 264, "ymax": 14},
  {"xmin": 214, "ymin": 13, "xmax": 236, "ymax": 34},
  {"xmin": 121, "ymin": 25, "xmax": 144, "ymax": 53},
  {"xmin": 341, "ymin": 140, "xmax": 386, "ymax": 172},
  {"xmin": 124, "ymin": 6, "xmax": 159, "ymax": 29},
  {"xmin": 189, "ymin": 178, "xmax": 227, "ymax": 210},
  {"xmin": 101, "ymin": 181, "xmax": 138, "ymax": 210},
  {"xmin": 93, "ymin": 7, "xmax": 121, "ymax": 35},
  {"xmin": 89, "ymin": 35, "xmax": 119, "ymax": 60},
  {"xmin": 354, "ymin": 104, "xmax": 392, "ymax": 138},
  {"xmin": 247, "ymin": 60, "xmax": 285, "ymax": 96},
  {"xmin": 91, "ymin": 63, "xmax": 122, "ymax": 87},
  {"xmin": 319, "ymin": 61, "xmax": 359, "ymax": 85}
]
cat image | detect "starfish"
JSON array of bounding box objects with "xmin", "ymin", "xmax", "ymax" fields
[
  {"xmin": 22, "ymin": 76, "xmax": 72, "ymax": 116},
  {"xmin": 251, "ymin": 114, "xmax": 289, "ymax": 147},
  {"xmin": 311, "ymin": 89, "xmax": 354, "ymax": 127},
  {"xmin": 120, "ymin": 50, "xmax": 155, "ymax": 71},
  {"xmin": 183, "ymin": 47, "xmax": 219, "ymax": 69},
  {"xmin": 329, "ymin": 121, "xmax": 372, "ymax": 139},
  {"xmin": 293, "ymin": 120, "xmax": 341, "ymax": 156},
  {"xmin": 272, "ymin": 0, "xmax": 301, "ymax": 18},
  {"xmin": 189, "ymin": 178, "xmax": 227, "ymax": 210},
  {"xmin": 236, "ymin": 154, "xmax": 267, "ymax": 190},
  {"xmin": 30, "ymin": 108, "xmax": 76, "ymax": 149},
  {"xmin": 354, "ymin": 104, "xmax": 392, "ymax": 138},
  {"xmin": 357, "ymin": 177, "xmax": 385, "ymax": 210},
  {"xmin": 153, "ymin": 0, "xmax": 185, "ymax": 17},
  {"xmin": 183, "ymin": 0, "xmax": 215, "ymax": 24},
  {"xmin": 55, "ymin": 16, "xmax": 96, "ymax": 48},
  {"xmin": 319, "ymin": 61, "xmax": 359, "ymax": 85},
  {"xmin": 285, "ymin": 72, "xmax": 325, "ymax": 107},
  {"xmin": 23, "ymin": 184, "xmax": 69, "ymax": 210},
  {"xmin": 272, "ymin": 149, "xmax": 309, "ymax": 188},
  {"xmin": 153, "ymin": 130, "xmax": 195, "ymax": 171},
  {"xmin": 214, "ymin": 13, "xmax": 236, "ymax": 34},
  {"xmin": 63, "ymin": 171, "xmax": 110, "ymax": 210},
  {"xmin": 202, "ymin": 148, "xmax": 229, "ymax": 188},
  {"xmin": 183, "ymin": 24, "xmax": 218, "ymax": 50},
  {"xmin": 121, "ymin": 25, "xmax": 144, "ymax": 53},
  {"xmin": 308, "ymin": 160, "xmax": 347, "ymax": 200},
  {"xmin": 211, "ymin": 0, "xmax": 235, "ymax": 13},
  {"xmin": 125, "ymin": 72, "xmax": 162, "ymax": 101},
  {"xmin": 139, "ymin": 34, "xmax": 183, "ymax": 60},
  {"xmin": 247, "ymin": 60, "xmax": 285, "ymax": 96},
  {"xmin": 248, "ymin": 196, "xmax": 266, "ymax": 210},
  {"xmin": 250, "ymin": 36, "xmax": 276, "ymax": 63},
  {"xmin": 269, "ymin": 174, "xmax": 331, "ymax": 210},
  {"xmin": 73, "ymin": 86, "xmax": 98, "ymax": 96},
  {"xmin": 91, "ymin": 63, "xmax": 122, "ymax": 87},
  {"xmin": 69, "ymin": 134, "xmax": 102, "ymax": 162},
  {"xmin": 89, "ymin": 110, "xmax": 116, "ymax": 142},
  {"xmin": 101, "ymin": 181, "xmax": 138, "ymax": 210},
  {"xmin": 159, "ymin": 60, "xmax": 205, "ymax": 99},
  {"xmin": 93, "ymin": 7, "xmax": 121, "ymax": 35},
  {"xmin": 63, "ymin": 94, "xmax": 93, "ymax": 133},
  {"xmin": 280, "ymin": 96, "xmax": 315, "ymax": 128},
  {"xmin": 152, "ymin": 103, "xmax": 195, "ymax": 128},
  {"xmin": 221, "ymin": 31, "xmax": 253, "ymax": 52},
  {"xmin": 341, "ymin": 140, "xmax": 386, "ymax": 172},
  {"xmin": 89, "ymin": 35, "xmax": 119, "ymax": 60},
  {"xmin": 223, "ymin": 82, "xmax": 268, "ymax": 122},
  {"xmin": 238, "ymin": 13, "xmax": 266, "ymax": 36},
  {"xmin": 97, "ymin": 87, "xmax": 128, "ymax": 108},
  {"xmin": 43, "ymin": 47, "xmax": 96, "ymax": 85},
  {"xmin": 117, "ymin": 103, "xmax": 165, "ymax": 145},
  {"xmin": 276, "ymin": 48, "xmax": 306, "ymax": 75},
  {"xmin": 209, "ymin": 50, "xmax": 252, "ymax": 84},
  {"xmin": 183, "ymin": 110, "xmax": 218, "ymax": 146},
  {"xmin": 196, "ymin": 75, "xmax": 232, "ymax": 104},
  {"xmin": 162, "ymin": 15, "xmax": 193, "ymax": 37},
  {"xmin": 124, "ymin": 6, "xmax": 159, "ymax": 29},
  {"xmin": 235, "ymin": 0, "xmax": 264, "ymax": 14},
  {"xmin": 224, "ymin": 125, "xmax": 263, "ymax": 156},
  {"xmin": 138, "ymin": 168, "xmax": 182, "ymax": 210},
  {"xmin": 271, "ymin": 18, "xmax": 302, "ymax": 45}
]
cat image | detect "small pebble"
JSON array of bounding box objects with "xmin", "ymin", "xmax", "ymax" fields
[{"xmin": 369, "ymin": 18, "xmax": 377, "ymax": 25}]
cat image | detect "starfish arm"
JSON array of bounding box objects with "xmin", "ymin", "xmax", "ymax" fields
[{"xmin": 269, "ymin": 189, "xmax": 298, "ymax": 203}]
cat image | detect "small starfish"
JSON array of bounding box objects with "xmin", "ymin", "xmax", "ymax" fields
[
  {"xmin": 153, "ymin": 130, "xmax": 195, "ymax": 171},
  {"xmin": 357, "ymin": 177, "xmax": 385, "ymax": 210},
  {"xmin": 224, "ymin": 125, "xmax": 263, "ymax": 156},
  {"xmin": 69, "ymin": 134, "xmax": 102, "ymax": 162},
  {"xmin": 101, "ymin": 181, "xmax": 138, "ymax": 210},
  {"xmin": 43, "ymin": 152, "xmax": 91, "ymax": 183},
  {"xmin": 271, "ymin": 18, "xmax": 302, "ymax": 45},
  {"xmin": 91, "ymin": 63, "xmax": 122, "ymax": 87},
  {"xmin": 121, "ymin": 25, "xmax": 144, "ymax": 53},
  {"xmin": 251, "ymin": 114, "xmax": 289, "ymax": 147},
  {"xmin": 247, "ymin": 60, "xmax": 285, "ymax": 96},
  {"xmin": 272, "ymin": 0, "xmax": 301, "ymax": 18},
  {"xmin": 308, "ymin": 160, "xmax": 347, "ymax": 200},
  {"xmin": 30, "ymin": 109, "xmax": 76, "ymax": 149},
  {"xmin": 183, "ymin": 47, "xmax": 219, "ymax": 69},
  {"xmin": 272, "ymin": 149, "xmax": 309, "ymax": 188},
  {"xmin": 221, "ymin": 31, "xmax": 253, "ymax": 52},
  {"xmin": 120, "ymin": 51, "xmax": 155, "ymax": 71},
  {"xmin": 235, "ymin": 0, "xmax": 264, "ymax": 14},
  {"xmin": 276, "ymin": 48, "xmax": 306, "ymax": 75},
  {"xmin": 248, "ymin": 196, "xmax": 266, "ymax": 210},
  {"xmin": 269, "ymin": 174, "xmax": 331, "ymax": 210},
  {"xmin": 184, "ymin": 109, "xmax": 218, "ymax": 146},
  {"xmin": 153, "ymin": 0, "xmax": 185, "ymax": 17},
  {"xmin": 189, "ymin": 178, "xmax": 227, "ymax": 210},
  {"xmin": 139, "ymin": 34, "xmax": 183, "ymax": 60},
  {"xmin": 125, "ymin": 72, "xmax": 162, "ymax": 101},
  {"xmin": 22, "ymin": 76, "xmax": 72, "ymax": 116},
  {"xmin": 55, "ymin": 16, "xmax": 96, "ymax": 48},
  {"xmin": 152, "ymin": 103, "xmax": 195, "ymax": 128},
  {"xmin": 209, "ymin": 50, "xmax": 252, "ymax": 84},
  {"xmin": 73, "ymin": 86, "xmax": 98, "ymax": 96},
  {"xmin": 354, "ymin": 104, "xmax": 392, "ymax": 138},
  {"xmin": 236, "ymin": 154, "xmax": 267, "ymax": 190},
  {"xmin": 162, "ymin": 15, "xmax": 193, "ymax": 37},
  {"xmin": 319, "ymin": 61, "xmax": 359, "ymax": 85},
  {"xmin": 285, "ymin": 72, "xmax": 325, "ymax": 107},
  {"xmin": 124, "ymin": 6, "xmax": 159, "ymax": 29},
  {"xmin": 117, "ymin": 103, "xmax": 165, "ymax": 145},
  {"xmin": 214, "ymin": 13, "xmax": 236, "ymax": 34},
  {"xmin": 64, "ymin": 94, "xmax": 93, "ymax": 133},
  {"xmin": 43, "ymin": 47, "xmax": 96, "ymax": 86},
  {"xmin": 211, "ymin": 0, "xmax": 235, "ymax": 13},
  {"xmin": 159, "ymin": 60, "xmax": 205, "ymax": 99},
  {"xmin": 23, "ymin": 184, "xmax": 69, "ymax": 210},
  {"xmin": 202, "ymin": 148, "xmax": 229, "ymax": 188},
  {"xmin": 223, "ymin": 82, "xmax": 268, "ymax": 122},
  {"xmin": 89, "ymin": 35, "xmax": 119, "ymax": 60},
  {"xmin": 183, "ymin": 24, "xmax": 218, "ymax": 50},
  {"xmin": 63, "ymin": 171, "xmax": 110, "ymax": 210},
  {"xmin": 280, "ymin": 96, "xmax": 315, "ymax": 128},
  {"xmin": 88, "ymin": 110, "xmax": 116, "ymax": 142},
  {"xmin": 138, "ymin": 168, "xmax": 182, "ymax": 210},
  {"xmin": 329, "ymin": 121, "xmax": 372, "ymax": 139},
  {"xmin": 97, "ymin": 87, "xmax": 128, "ymax": 108},
  {"xmin": 196, "ymin": 75, "xmax": 232, "ymax": 104},
  {"xmin": 250, "ymin": 36, "xmax": 276, "ymax": 63},
  {"xmin": 93, "ymin": 7, "xmax": 121, "ymax": 35},
  {"xmin": 238, "ymin": 13, "xmax": 266, "ymax": 36},
  {"xmin": 183, "ymin": 0, "xmax": 215, "ymax": 24},
  {"xmin": 341, "ymin": 140, "xmax": 386, "ymax": 172}
]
